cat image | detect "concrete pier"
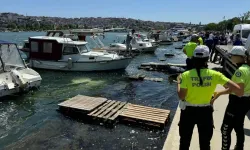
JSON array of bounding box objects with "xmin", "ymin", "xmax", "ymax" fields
[{"xmin": 163, "ymin": 63, "xmax": 250, "ymax": 150}]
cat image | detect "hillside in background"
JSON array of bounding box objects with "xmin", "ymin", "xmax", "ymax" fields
[{"xmin": 0, "ymin": 12, "xmax": 201, "ymax": 31}]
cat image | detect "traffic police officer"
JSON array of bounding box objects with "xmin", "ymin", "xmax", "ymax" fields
[
  {"xmin": 212, "ymin": 46, "xmax": 249, "ymax": 150},
  {"xmin": 183, "ymin": 34, "xmax": 198, "ymax": 70},
  {"xmin": 177, "ymin": 45, "xmax": 242, "ymax": 150}
]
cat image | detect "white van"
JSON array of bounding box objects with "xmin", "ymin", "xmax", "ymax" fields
[{"xmin": 233, "ymin": 24, "xmax": 250, "ymax": 45}]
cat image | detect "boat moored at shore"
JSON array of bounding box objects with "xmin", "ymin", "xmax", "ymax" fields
[
  {"xmin": 27, "ymin": 35, "xmax": 132, "ymax": 71},
  {"xmin": 0, "ymin": 40, "xmax": 41, "ymax": 97}
]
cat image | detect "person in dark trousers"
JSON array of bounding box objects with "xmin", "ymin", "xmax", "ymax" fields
[
  {"xmin": 233, "ymin": 34, "xmax": 243, "ymax": 46},
  {"xmin": 204, "ymin": 32, "xmax": 214, "ymax": 54},
  {"xmin": 126, "ymin": 29, "xmax": 135, "ymax": 55},
  {"xmin": 216, "ymin": 33, "xmax": 228, "ymax": 65},
  {"xmin": 211, "ymin": 33, "xmax": 219, "ymax": 62},
  {"xmin": 212, "ymin": 46, "xmax": 248, "ymax": 150},
  {"xmin": 177, "ymin": 45, "xmax": 241, "ymax": 150},
  {"xmin": 219, "ymin": 33, "xmax": 227, "ymax": 45}
]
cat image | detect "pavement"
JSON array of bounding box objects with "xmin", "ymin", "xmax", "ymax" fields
[{"xmin": 163, "ymin": 63, "xmax": 250, "ymax": 150}]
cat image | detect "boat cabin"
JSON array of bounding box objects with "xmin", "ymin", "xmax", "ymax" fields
[
  {"xmin": 0, "ymin": 40, "xmax": 26, "ymax": 71},
  {"xmin": 46, "ymin": 30, "xmax": 79, "ymax": 41},
  {"xmin": 28, "ymin": 36, "xmax": 89, "ymax": 61}
]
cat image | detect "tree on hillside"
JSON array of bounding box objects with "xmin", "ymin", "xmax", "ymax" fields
[
  {"xmin": 17, "ymin": 24, "xmax": 26, "ymax": 30},
  {"xmin": 239, "ymin": 11, "xmax": 250, "ymax": 23},
  {"xmin": 84, "ymin": 24, "xmax": 88, "ymax": 29},
  {"xmin": 7, "ymin": 22, "xmax": 17, "ymax": 29},
  {"xmin": 227, "ymin": 17, "xmax": 241, "ymax": 31},
  {"xmin": 204, "ymin": 11, "xmax": 250, "ymax": 32},
  {"xmin": 204, "ymin": 23, "xmax": 217, "ymax": 31},
  {"xmin": 32, "ymin": 22, "xmax": 40, "ymax": 30},
  {"xmin": 217, "ymin": 20, "xmax": 227, "ymax": 31}
]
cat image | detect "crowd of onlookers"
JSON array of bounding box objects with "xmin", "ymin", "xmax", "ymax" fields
[
  {"xmin": 183, "ymin": 31, "xmax": 245, "ymax": 69},
  {"xmin": 199, "ymin": 32, "xmax": 244, "ymax": 63}
]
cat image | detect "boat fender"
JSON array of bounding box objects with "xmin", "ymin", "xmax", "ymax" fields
[
  {"xmin": 68, "ymin": 58, "xmax": 73, "ymax": 69},
  {"xmin": 10, "ymin": 69, "xmax": 27, "ymax": 88}
]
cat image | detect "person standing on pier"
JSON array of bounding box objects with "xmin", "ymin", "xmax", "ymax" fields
[
  {"xmin": 126, "ymin": 29, "xmax": 135, "ymax": 55},
  {"xmin": 219, "ymin": 33, "xmax": 227, "ymax": 45},
  {"xmin": 204, "ymin": 32, "xmax": 214, "ymax": 54},
  {"xmin": 211, "ymin": 46, "xmax": 249, "ymax": 150},
  {"xmin": 177, "ymin": 45, "xmax": 242, "ymax": 150},
  {"xmin": 210, "ymin": 33, "xmax": 219, "ymax": 62},
  {"xmin": 183, "ymin": 34, "xmax": 198, "ymax": 70},
  {"xmin": 233, "ymin": 33, "xmax": 243, "ymax": 46}
]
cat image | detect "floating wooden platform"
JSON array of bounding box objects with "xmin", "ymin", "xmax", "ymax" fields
[
  {"xmin": 159, "ymin": 57, "xmax": 167, "ymax": 61},
  {"xmin": 141, "ymin": 62, "xmax": 186, "ymax": 67},
  {"xmin": 88, "ymin": 100, "xmax": 127, "ymax": 122},
  {"xmin": 120, "ymin": 104, "xmax": 170, "ymax": 128},
  {"xmin": 128, "ymin": 74, "xmax": 163, "ymax": 82},
  {"xmin": 138, "ymin": 62, "xmax": 186, "ymax": 73},
  {"xmin": 58, "ymin": 95, "xmax": 107, "ymax": 113},
  {"xmin": 175, "ymin": 46, "xmax": 184, "ymax": 49},
  {"xmin": 58, "ymin": 95, "xmax": 170, "ymax": 129},
  {"xmin": 164, "ymin": 53, "xmax": 175, "ymax": 57}
]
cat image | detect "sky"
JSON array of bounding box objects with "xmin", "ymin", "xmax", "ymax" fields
[{"xmin": 1, "ymin": 0, "xmax": 250, "ymax": 24}]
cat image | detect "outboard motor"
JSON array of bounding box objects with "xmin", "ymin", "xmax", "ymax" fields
[{"xmin": 10, "ymin": 69, "xmax": 27, "ymax": 88}]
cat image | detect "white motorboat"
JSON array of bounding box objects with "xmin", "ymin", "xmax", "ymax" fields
[
  {"xmin": 91, "ymin": 34, "xmax": 157, "ymax": 53},
  {"xmin": 134, "ymin": 33, "xmax": 158, "ymax": 46},
  {"xmin": 171, "ymin": 33, "xmax": 179, "ymax": 42},
  {"xmin": 0, "ymin": 40, "xmax": 41, "ymax": 97},
  {"xmin": 27, "ymin": 35, "xmax": 132, "ymax": 71},
  {"xmin": 159, "ymin": 31, "xmax": 174, "ymax": 45},
  {"xmin": 101, "ymin": 43, "xmax": 139, "ymax": 53},
  {"xmin": 130, "ymin": 36, "xmax": 158, "ymax": 52},
  {"xmin": 148, "ymin": 30, "xmax": 173, "ymax": 45}
]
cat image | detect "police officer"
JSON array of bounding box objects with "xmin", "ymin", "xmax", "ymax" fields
[
  {"xmin": 198, "ymin": 36, "xmax": 204, "ymax": 45},
  {"xmin": 211, "ymin": 46, "xmax": 249, "ymax": 150},
  {"xmin": 177, "ymin": 45, "xmax": 242, "ymax": 150},
  {"xmin": 183, "ymin": 34, "xmax": 198, "ymax": 70}
]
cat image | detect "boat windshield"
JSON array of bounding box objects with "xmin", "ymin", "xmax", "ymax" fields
[
  {"xmin": 138, "ymin": 34, "xmax": 147, "ymax": 40},
  {"xmin": 0, "ymin": 44, "xmax": 25, "ymax": 71},
  {"xmin": 78, "ymin": 44, "xmax": 91, "ymax": 54},
  {"xmin": 242, "ymin": 30, "xmax": 250, "ymax": 39}
]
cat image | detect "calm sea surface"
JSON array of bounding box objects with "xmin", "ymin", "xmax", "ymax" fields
[{"xmin": 0, "ymin": 32, "xmax": 186, "ymax": 150}]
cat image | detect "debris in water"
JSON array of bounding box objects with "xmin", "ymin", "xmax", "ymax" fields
[
  {"xmin": 164, "ymin": 53, "xmax": 175, "ymax": 57},
  {"xmin": 130, "ymin": 130, "xmax": 135, "ymax": 134},
  {"xmin": 148, "ymin": 137, "xmax": 160, "ymax": 140}
]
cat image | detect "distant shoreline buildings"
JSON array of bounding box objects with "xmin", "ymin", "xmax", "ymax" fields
[{"xmin": 0, "ymin": 12, "xmax": 204, "ymax": 32}]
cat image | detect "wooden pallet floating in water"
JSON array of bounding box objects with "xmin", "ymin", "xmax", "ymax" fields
[
  {"xmin": 58, "ymin": 95, "xmax": 170, "ymax": 129},
  {"xmin": 120, "ymin": 104, "xmax": 170, "ymax": 128},
  {"xmin": 58, "ymin": 95, "xmax": 107, "ymax": 113},
  {"xmin": 128, "ymin": 74, "xmax": 163, "ymax": 82},
  {"xmin": 88, "ymin": 100, "xmax": 127, "ymax": 122},
  {"xmin": 138, "ymin": 62, "xmax": 186, "ymax": 73}
]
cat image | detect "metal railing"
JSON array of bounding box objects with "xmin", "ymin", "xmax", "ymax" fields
[{"xmin": 215, "ymin": 45, "xmax": 237, "ymax": 77}]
